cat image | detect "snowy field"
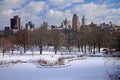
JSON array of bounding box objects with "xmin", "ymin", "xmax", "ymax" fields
[{"xmin": 0, "ymin": 50, "xmax": 120, "ymax": 80}]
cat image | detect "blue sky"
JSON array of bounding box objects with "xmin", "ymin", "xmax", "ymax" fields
[{"xmin": 0, "ymin": 0, "xmax": 120, "ymax": 29}]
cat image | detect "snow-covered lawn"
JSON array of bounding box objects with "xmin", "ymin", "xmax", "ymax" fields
[{"xmin": 0, "ymin": 54, "xmax": 120, "ymax": 80}]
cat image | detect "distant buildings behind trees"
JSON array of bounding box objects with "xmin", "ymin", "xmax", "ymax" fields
[
  {"xmin": 1, "ymin": 14, "xmax": 119, "ymax": 33},
  {"xmin": 0, "ymin": 14, "xmax": 120, "ymax": 56}
]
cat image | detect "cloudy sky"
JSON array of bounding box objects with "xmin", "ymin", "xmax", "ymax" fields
[{"xmin": 0, "ymin": 0, "xmax": 120, "ymax": 29}]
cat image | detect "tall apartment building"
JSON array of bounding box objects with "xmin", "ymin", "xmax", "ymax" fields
[
  {"xmin": 10, "ymin": 16, "xmax": 21, "ymax": 29},
  {"xmin": 61, "ymin": 18, "xmax": 71, "ymax": 29},
  {"xmin": 72, "ymin": 14, "xmax": 81, "ymax": 31},
  {"xmin": 26, "ymin": 21, "xmax": 34, "ymax": 31},
  {"xmin": 82, "ymin": 15, "xmax": 87, "ymax": 26}
]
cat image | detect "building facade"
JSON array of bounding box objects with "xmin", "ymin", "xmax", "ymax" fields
[
  {"xmin": 61, "ymin": 18, "xmax": 71, "ymax": 29},
  {"xmin": 82, "ymin": 15, "xmax": 87, "ymax": 27},
  {"xmin": 26, "ymin": 21, "xmax": 34, "ymax": 31},
  {"xmin": 72, "ymin": 14, "xmax": 81, "ymax": 31},
  {"xmin": 10, "ymin": 16, "xmax": 21, "ymax": 30}
]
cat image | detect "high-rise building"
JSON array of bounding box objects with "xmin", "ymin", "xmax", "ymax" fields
[
  {"xmin": 72, "ymin": 14, "xmax": 81, "ymax": 31},
  {"xmin": 10, "ymin": 16, "xmax": 21, "ymax": 29},
  {"xmin": 41, "ymin": 21, "xmax": 51, "ymax": 30},
  {"xmin": 82, "ymin": 15, "xmax": 87, "ymax": 26},
  {"xmin": 61, "ymin": 18, "xmax": 71, "ymax": 29},
  {"xmin": 26, "ymin": 21, "xmax": 34, "ymax": 31}
]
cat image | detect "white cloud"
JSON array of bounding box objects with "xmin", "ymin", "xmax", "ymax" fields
[
  {"xmin": 0, "ymin": 0, "xmax": 26, "ymax": 11},
  {"xmin": 49, "ymin": 0, "xmax": 71, "ymax": 9},
  {"xmin": 16, "ymin": 1, "xmax": 48, "ymax": 27},
  {"xmin": 45, "ymin": 10, "xmax": 64, "ymax": 25},
  {"xmin": 71, "ymin": 0, "xmax": 84, "ymax": 3},
  {"xmin": 73, "ymin": 3, "xmax": 107, "ymax": 17},
  {"xmin": 0, "ymin": 0, "xmax": 26, "ymax": 28},
  {"xmin": 72, "ymin": 3, "xmax": 120, "ymax": 25},
  {"xmin": 45, "ymin": 9, "xmax": 72, "ymax": 26},
  {"xmin": 49, "ymin": 0, "xmax": 84, "ymax": 9},
  {"xmin": 0, "ymin": 0, "xmax": 120, "ymax": 30},
  {"xmin": 2, "ymin": 9, "xmax": 14, "ymax": 16},
  {"xmin": 14, "ymin": 1, "xmax": 48, "ymax": 16},
  {"xmin": 0, "ymin": 0, "xmax": 48, "ymax": 28},
  {"xmin": 21, "ymin": 1, "xmax": 48, "ymax": 15}
]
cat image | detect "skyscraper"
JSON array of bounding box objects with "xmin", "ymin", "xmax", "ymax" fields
[
  {"xmin": 61, "ymin": 18, "xmax": 71, "ymax": 29},
  {"xmin": 10, "ymin": 16, "xmax": 21, "ymax": 29},
  {"xmin": 72, "ymin": 14, "xmax": 81, "ymax": 31},
  {"xmin": 82, "ymin": 15, "xmax": 87, "ymax": 26},
  {"xmin": 26, "ymin": 21, "xmax": 35, "ymax": 31}
]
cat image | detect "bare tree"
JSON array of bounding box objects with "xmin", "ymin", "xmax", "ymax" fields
[
  {"xmin": 115, "ymin": 32, "xmax": 120, "ymax": 51},
  {"xmin": 8, "ymin": 36, "xmax": 15, "ymax": 55},
  {"xmin": 14, "ymin": 30, "xmax": 28, "ymax": 53},
  {"xmin": 50, "ymin": 29, "xmax": 64, "ymax": 54},
  {"xmin": 0, "ymin": 37, "xmax": 12, "ymax": 57},
  {"xmin": 75, "ymin": 32, "xmax": 81, "ymax": 52},
  {"xmin": 29, "ymin": 28, "xmax": 48, "ymax": 55}
]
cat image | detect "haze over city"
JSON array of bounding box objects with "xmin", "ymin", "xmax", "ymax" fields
[{"xmin": 0, "ymin": 0, "xmax": 120, "ymax": 30}]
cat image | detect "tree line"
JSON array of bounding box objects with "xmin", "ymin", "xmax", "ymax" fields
[{"xmin": 0, "ymin": 26, "xmax": 120, "ymax": 56}]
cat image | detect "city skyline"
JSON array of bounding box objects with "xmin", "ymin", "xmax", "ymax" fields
[{"xmin": 0, "ymin": 0, "xmax": 120, "ymax": 30}]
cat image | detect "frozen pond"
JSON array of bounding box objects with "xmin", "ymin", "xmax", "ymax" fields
[{"xmin": 0, "ymin": 57, "xmax": 120, "ymax": 80}]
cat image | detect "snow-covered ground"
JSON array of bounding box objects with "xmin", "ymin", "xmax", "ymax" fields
[{"xmin": 0, "ymin": 52, "xmax": 120, "ymax": 80}]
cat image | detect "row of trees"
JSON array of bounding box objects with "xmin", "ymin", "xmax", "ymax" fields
[
  {"xmin": 0, "ymin": 28, "xmax": 66, "ymax": 56},
  {"xmin": 75, "ymin": 28, "xmax": 120, "ymax": 54},
  {"xmin": 28, "ymin": 28, "xmax": 65, "ymax": 54},
  {"xmin": 0, "ymin": 26, "xmax": 120, "ymax": 56}
]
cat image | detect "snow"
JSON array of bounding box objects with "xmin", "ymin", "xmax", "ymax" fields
[
  {"xmin": 0, "ymin": 49, "xmax": 120, "ymax": 80},
  {"xmin": 104, "ymin": 57, "xmax": 120, "ymax": 80},
  {"xmin": 0, "ymin": 55, "xmax": 119, "ymax": 80}
]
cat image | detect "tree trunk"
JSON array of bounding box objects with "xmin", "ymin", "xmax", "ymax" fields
[
  {"xmin": 54, "ymin": 46, "xmax": 58, "ymax": 54},
  {"xmin": 84, "ymin": 44, "xmax": 86, "ymax": 54},
  {"xmin": 110, "ymin": 48, "xmax": 112, "ymax": 54},
  {"xmin": 88, "ymin": 44, "xmax": 90, "ymax": 52},
  {"xmin": 31, "ymin": 48, "xmax": 33, "ymax": 56},
  {"xmin": 2, "ymin": 49, "xmax": 5, "ymax": 57},
  {"xmin": 90, "ymin": 45, "xmax": 92, "ymax": 53},
  {"xmin": 78, "ymin": 45, "xmax": 80, "ymax": 52},
  {"xmin": 93, "ymin": 45, "xmax": 96, "ymax": 54},
  {"xmin": 67, "ymin": 47, "xmax": 71, "ymax": 54},
  {"xmin": 11, "ymin": 48, "xmax": 14, "ymax": 55},
  {"xmin": 118, "ymin": 45, "xmax": 120, "ymax": 51},
  {"xmin": 98, "ymin": 46, "xmax": 101, "ymax": 53},
  {"xmin": 24, "ymin": 45, "xmax": 26, "ymax": 53},
  {"xmin": 2, "ymin": 46, "xmax": 5, "ymax": 57},
  {"xmin": 55, "ymin": 49, "xmax": 57, "ymax": 54},
  {"xmin": 39, "ymin": 46, "xmax": 42, "ymax": 55},
  {"xmin": 81, "ymin": 45, "xmax": 83, "ymax": 52}
]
